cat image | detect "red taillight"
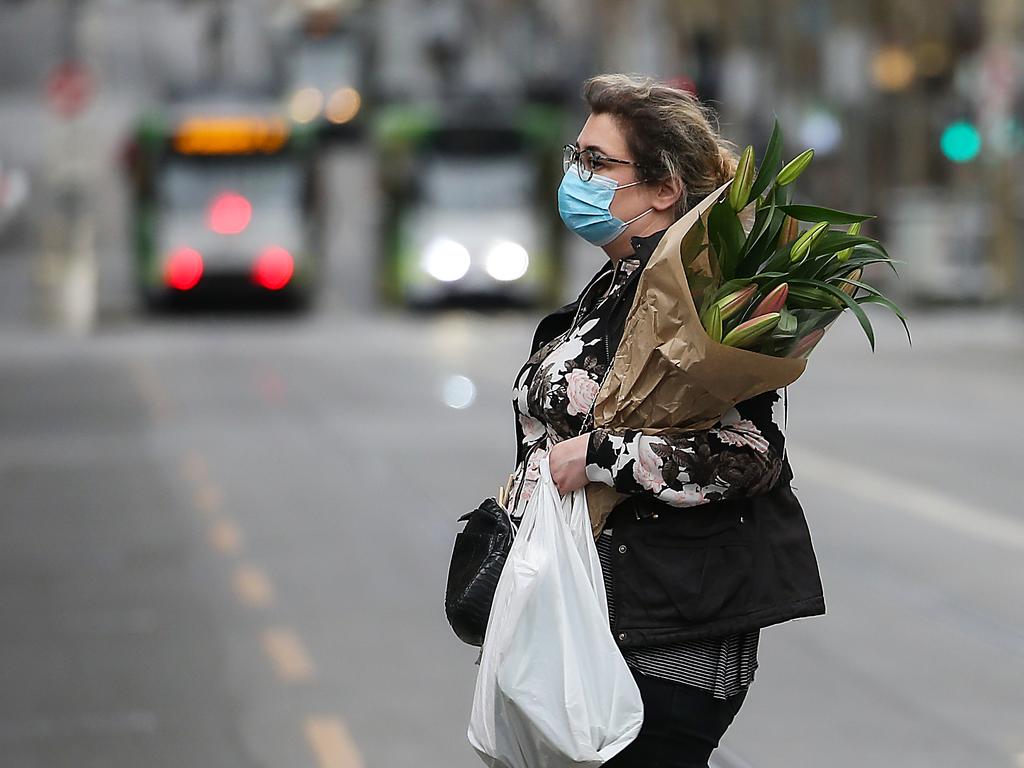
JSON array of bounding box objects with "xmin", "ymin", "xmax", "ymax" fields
[
  {"xmin": 165, "ymin": 247, "xmax": 204, "ymax": 290},
  {"xmin": 252, "ymin": 246, "xmax": 294, "ymax": 290},
  {"xmin": 207, "ymin": 191, "xmax": 252, "ymax": 235}
]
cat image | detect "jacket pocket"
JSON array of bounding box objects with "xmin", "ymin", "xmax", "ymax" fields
[{"xmin": 613, "ymin": 519, "xmax": 754, "ymax": 627}]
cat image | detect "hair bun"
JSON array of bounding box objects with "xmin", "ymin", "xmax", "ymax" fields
[{"xmin": 717, "ymin": 143, "xmax": 739, "ymax": 185}]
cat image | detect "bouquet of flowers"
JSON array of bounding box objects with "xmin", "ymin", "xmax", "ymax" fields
[
  {"xmin": 583, "ymin": 121, "xmax": 912, "ymax": 534},
  {"xmin": 690, "ymin": 118, "xmax": 911, "ymax": 359}
]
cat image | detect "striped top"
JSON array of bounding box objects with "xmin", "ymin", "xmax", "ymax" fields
[{"xmin": 596, "ymin": 529, "xmax": 760, "ymax": 699}]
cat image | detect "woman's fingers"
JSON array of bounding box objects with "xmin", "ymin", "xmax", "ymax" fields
[{"xmin": 549, "ymin": 435, "xmax": 589, "ymax": 495}]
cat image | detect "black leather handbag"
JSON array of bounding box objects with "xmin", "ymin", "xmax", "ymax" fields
[{"xmin": 444, "ymin": 496, "xmax": 515, "ymax": 647}]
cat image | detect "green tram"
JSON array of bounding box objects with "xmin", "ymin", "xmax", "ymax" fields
[
  {"xmin": 373, "ymin": 101, "xmax": 567, "ymax": 308},
  {"xmin": 124, "ymin": 103, "xmax": 323, "ymax": 308}
]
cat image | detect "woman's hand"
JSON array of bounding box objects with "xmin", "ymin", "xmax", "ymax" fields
[{"xmin": 548, "ymin": 433, "xmax": 591, "ymax": 496}]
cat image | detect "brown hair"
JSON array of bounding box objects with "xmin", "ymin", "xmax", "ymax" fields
[{"xmin": 582, "ymin": 73, "xmax": 740, "ymax": 219}]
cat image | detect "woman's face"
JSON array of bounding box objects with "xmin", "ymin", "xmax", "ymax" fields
[{"xmin": 573, "ymin": 112, "xmax": 678, "ymax": 256}]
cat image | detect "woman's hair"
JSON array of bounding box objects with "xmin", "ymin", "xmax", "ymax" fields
[{"xmin": 582, "ymin": 73, "xmax": 740, "ymax": 219}]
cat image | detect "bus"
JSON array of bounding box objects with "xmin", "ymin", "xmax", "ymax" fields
[
  {"xmin": 124, "ymin": 99, "xmax": 323, "ymax": 308},
  {"xmin": 374, "ymin": 100, "xmax": 567, "ymax": 308},
  {"xmin": 281, "ymin": 6, "xmax": 372, "ymax": 140}
]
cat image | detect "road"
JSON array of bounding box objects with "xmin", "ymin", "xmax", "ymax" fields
[{"xmin": 1, "ymin": 284, "xmax": 1023, "ymax": 767}]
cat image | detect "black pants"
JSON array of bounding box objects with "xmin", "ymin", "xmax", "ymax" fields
[{"xmin": 605, "ymin": 667, "xmax": 749, "ymax": 768}]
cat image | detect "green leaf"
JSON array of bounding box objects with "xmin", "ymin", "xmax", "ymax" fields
[
  {"xmin": 740, "ymin": 200, "xmax": 773, "ymax": 257},
  {"xmin": 763, "ymin": 241, "xmax": 795, "ymax": 274},
  {"xmin": 849, "ymin": 238, "xmax": 893, "ymax": 261},
  {"xmin": 793, "ymin": 278, "xmax": 876, "ymax": 352},
  {"xmin": 709, "ymin": 278, "xmax": 754, "ymax": 304},
  {"xmin": 777, "ymin": 308, "xmax": 798, "ymax": 334},
  {"xmin": 737, "ymin": 201, "xmax": 785, "ymax": 277},
  {"xmin": 779, "ymin": 205, "xmax": 876, "ymax": 225},
  {"xmin": 707, "ymin": 200, "xmax": 746, "ymax": 279},
  {"xmin": 836, "ymin": 252, "xmax": 905, "ymax": 279},
  {"xmin": 789, "ymin": 307, "xmax": 843, "ymax": 335},
  {"xmin": 807, "ymin": 232, "xmax": 880, "ymax": 258},
  {"xmin": 772, "ymin": 182, "xmax": 792, "ymax": 207},
  {"xmin": 856, "ymin": 294, "xmax": 913, "ymax": 347},
  {"xmin": 829, "ymin": 276, "xmax": 885, "ymax": 298},
  {"xmin": 747, "ymin": 116, "xmax": 784, "ymax": 202}
]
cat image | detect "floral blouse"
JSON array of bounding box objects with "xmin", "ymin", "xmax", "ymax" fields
[
  {"xmin": 508, "ymin": 252, "xmax": 785, "ymax": 521},
  {"xmin": 506, "ymin": 231, "xmax": 786, "ymax": 698}
]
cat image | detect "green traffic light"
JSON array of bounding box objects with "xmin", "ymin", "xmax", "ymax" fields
[{"xmin": 940, "ymin": 120, "xmax": 981, "ymax": 163}]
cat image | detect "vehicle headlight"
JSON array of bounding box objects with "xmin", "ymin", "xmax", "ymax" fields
[
  {"xmin": 289, "ymin": 86, "xmax": 324, "ymax": 123},
  {"xmin": 484, "ymin": 240, "xmax": 529, "ymax": 281},
  {"xmin": 422, "ymin": 238, "xmax": 471, "ymax": 282}
]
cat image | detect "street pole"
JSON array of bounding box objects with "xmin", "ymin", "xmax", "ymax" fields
[
  {"xmin": 39, "ymin": 0, "xmax": 98, "ymax": 334},
  {"xmin": 982, "ymin": 0, "xmax": 1021, "ymax": 306}
]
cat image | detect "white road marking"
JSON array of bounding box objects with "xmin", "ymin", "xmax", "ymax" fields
[{"xmin": 789, "ymin": 445, "xmax": 1024, "ymax": 552}]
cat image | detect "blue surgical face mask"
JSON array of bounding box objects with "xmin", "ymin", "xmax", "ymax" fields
[{"xmin": 557, "ymin": 169, "xmax": 654, "ymax": 247}]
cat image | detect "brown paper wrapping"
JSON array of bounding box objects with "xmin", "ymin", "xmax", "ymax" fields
[{"xmin": 585, "ymin": 180, "xmax": 808, "ymax": 536}]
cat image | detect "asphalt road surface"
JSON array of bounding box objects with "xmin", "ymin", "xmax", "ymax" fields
[{"xmin": 1, "ymin": 286, "xmax": 1023, "ymax": 768}]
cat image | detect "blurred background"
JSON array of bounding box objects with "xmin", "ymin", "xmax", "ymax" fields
[{"xmin": 0, "ymin": 0, "xmax": 1022, "ymax": 766}]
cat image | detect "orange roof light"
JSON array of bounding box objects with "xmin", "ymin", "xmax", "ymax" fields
[{"xmin": 173, "ymin": 116, "xmax": 289, "ymax": 155}]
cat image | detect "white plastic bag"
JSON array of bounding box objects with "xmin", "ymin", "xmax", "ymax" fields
[{"xmin": 468, "ymin": 457, "xmax": 644, "ymax": 768}]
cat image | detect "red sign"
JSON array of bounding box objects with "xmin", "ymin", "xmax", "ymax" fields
[{"xmin": 46, "ymin": 62, "xmax": 94, "ymax": 119}]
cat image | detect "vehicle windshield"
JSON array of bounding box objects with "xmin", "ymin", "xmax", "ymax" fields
[
  {"xmin": 291, "ymin": 37, "xmax": 361, "ymax": 93},
  {"xmin": 160, "ymin": 158, "xmax": 302, "ymax": 210},
  {"xmin": 420, "ymin": 156, "xmax": 533, "ymax": 209}
]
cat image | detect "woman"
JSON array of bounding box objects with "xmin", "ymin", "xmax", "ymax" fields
[{"xmin": 505, "ymin": 74, "xmax": 825, "ymax": 768}]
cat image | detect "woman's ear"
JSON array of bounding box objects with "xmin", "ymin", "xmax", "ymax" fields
[{"xmin": 651, "ymin": 175, "xmax": 684, "ymax": 212}]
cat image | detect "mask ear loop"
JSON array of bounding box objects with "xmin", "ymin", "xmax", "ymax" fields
[
  {"xmin": 609, "ymin": 178, "xmax": 654, "ymax": 227},
  {"xmin": 621, "ymin": 207, "xmax": 655, "ymax": 226}
]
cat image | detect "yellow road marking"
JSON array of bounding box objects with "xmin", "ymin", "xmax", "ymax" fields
[
  {"xmin": 193, "ymin": 482, "xmax": 224, "ymax": 516},
  {"xmin": 233, "ymin": 563, "xmax": 275, "ymax": 608},
  {"xmin": 262, "ymin": 627, "xmax": 314, "ymax": 683},
  {"xmin": 305, "ymin": 717, "xmax": 364, "ymax": 768},
  {"xmin": 208, "ymin": 519, "xmax": 243, "ymax": 555}
]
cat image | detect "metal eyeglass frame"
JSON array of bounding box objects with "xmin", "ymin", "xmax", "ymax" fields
[{"xmin": 562, "ymin": 143, "xmax": 644, "ymax": 182}]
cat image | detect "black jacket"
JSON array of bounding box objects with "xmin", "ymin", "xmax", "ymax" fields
[{"xmin": 527, "ymin": 230, "xmax": 826, "ymax": 647}]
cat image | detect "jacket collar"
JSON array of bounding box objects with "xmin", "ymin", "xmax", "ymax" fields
[
  {"xmin": 531, "ymin": 227, "xmax": 671, "ymax": 355},
  {"xmin": 627, "ymin": 227, "xmax": 669, "ymax": 266}
]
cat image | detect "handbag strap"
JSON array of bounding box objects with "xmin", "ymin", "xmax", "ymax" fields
[{"xmin": 507, "ymin": 264, "xmax": 622, "ymax": 517}]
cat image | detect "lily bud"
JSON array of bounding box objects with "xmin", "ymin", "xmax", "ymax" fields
[
  {"xmin": 777, "ymin": 215, "xmax": 800, "ymax": 247},
  {"xmin": 750, "ymin": 283, "xmax": 789, "ymax": 318},
  {"xmin": 705, "ymin": 303, "xmax": 723, "ymax": 342},
  {"xmin": 836, "ymin": 221, "xmax": 862, "ymax": 263},
  {"xmin": 713, "ymin": 283, "xmax": 758, "ymax": 321},
  {"xmin": 789, "ymin": 221, "xmax": 829, "ymax": 263},
  {"xmin": 787, "ymin": 327, "xmax": 826, "ymax": 358},
  {"xmin": 838, "ymin": 268, "xmax": 863, "ymax": 296},
  {"xmin": 729, "ymin": 145, "xmax": 756, "ymax": 212},
  {"xmin": 721, "ymin": 312, "xmax": 781, "ymax": 349},
  {"xmin": 776, "ymin": 148, "xmax": 814, "ymax": 186}
]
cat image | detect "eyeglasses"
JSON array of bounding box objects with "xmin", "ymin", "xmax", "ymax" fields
[{"xmin": 562, "ymin": 143, "xmax": 644, "ymax": 182}]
